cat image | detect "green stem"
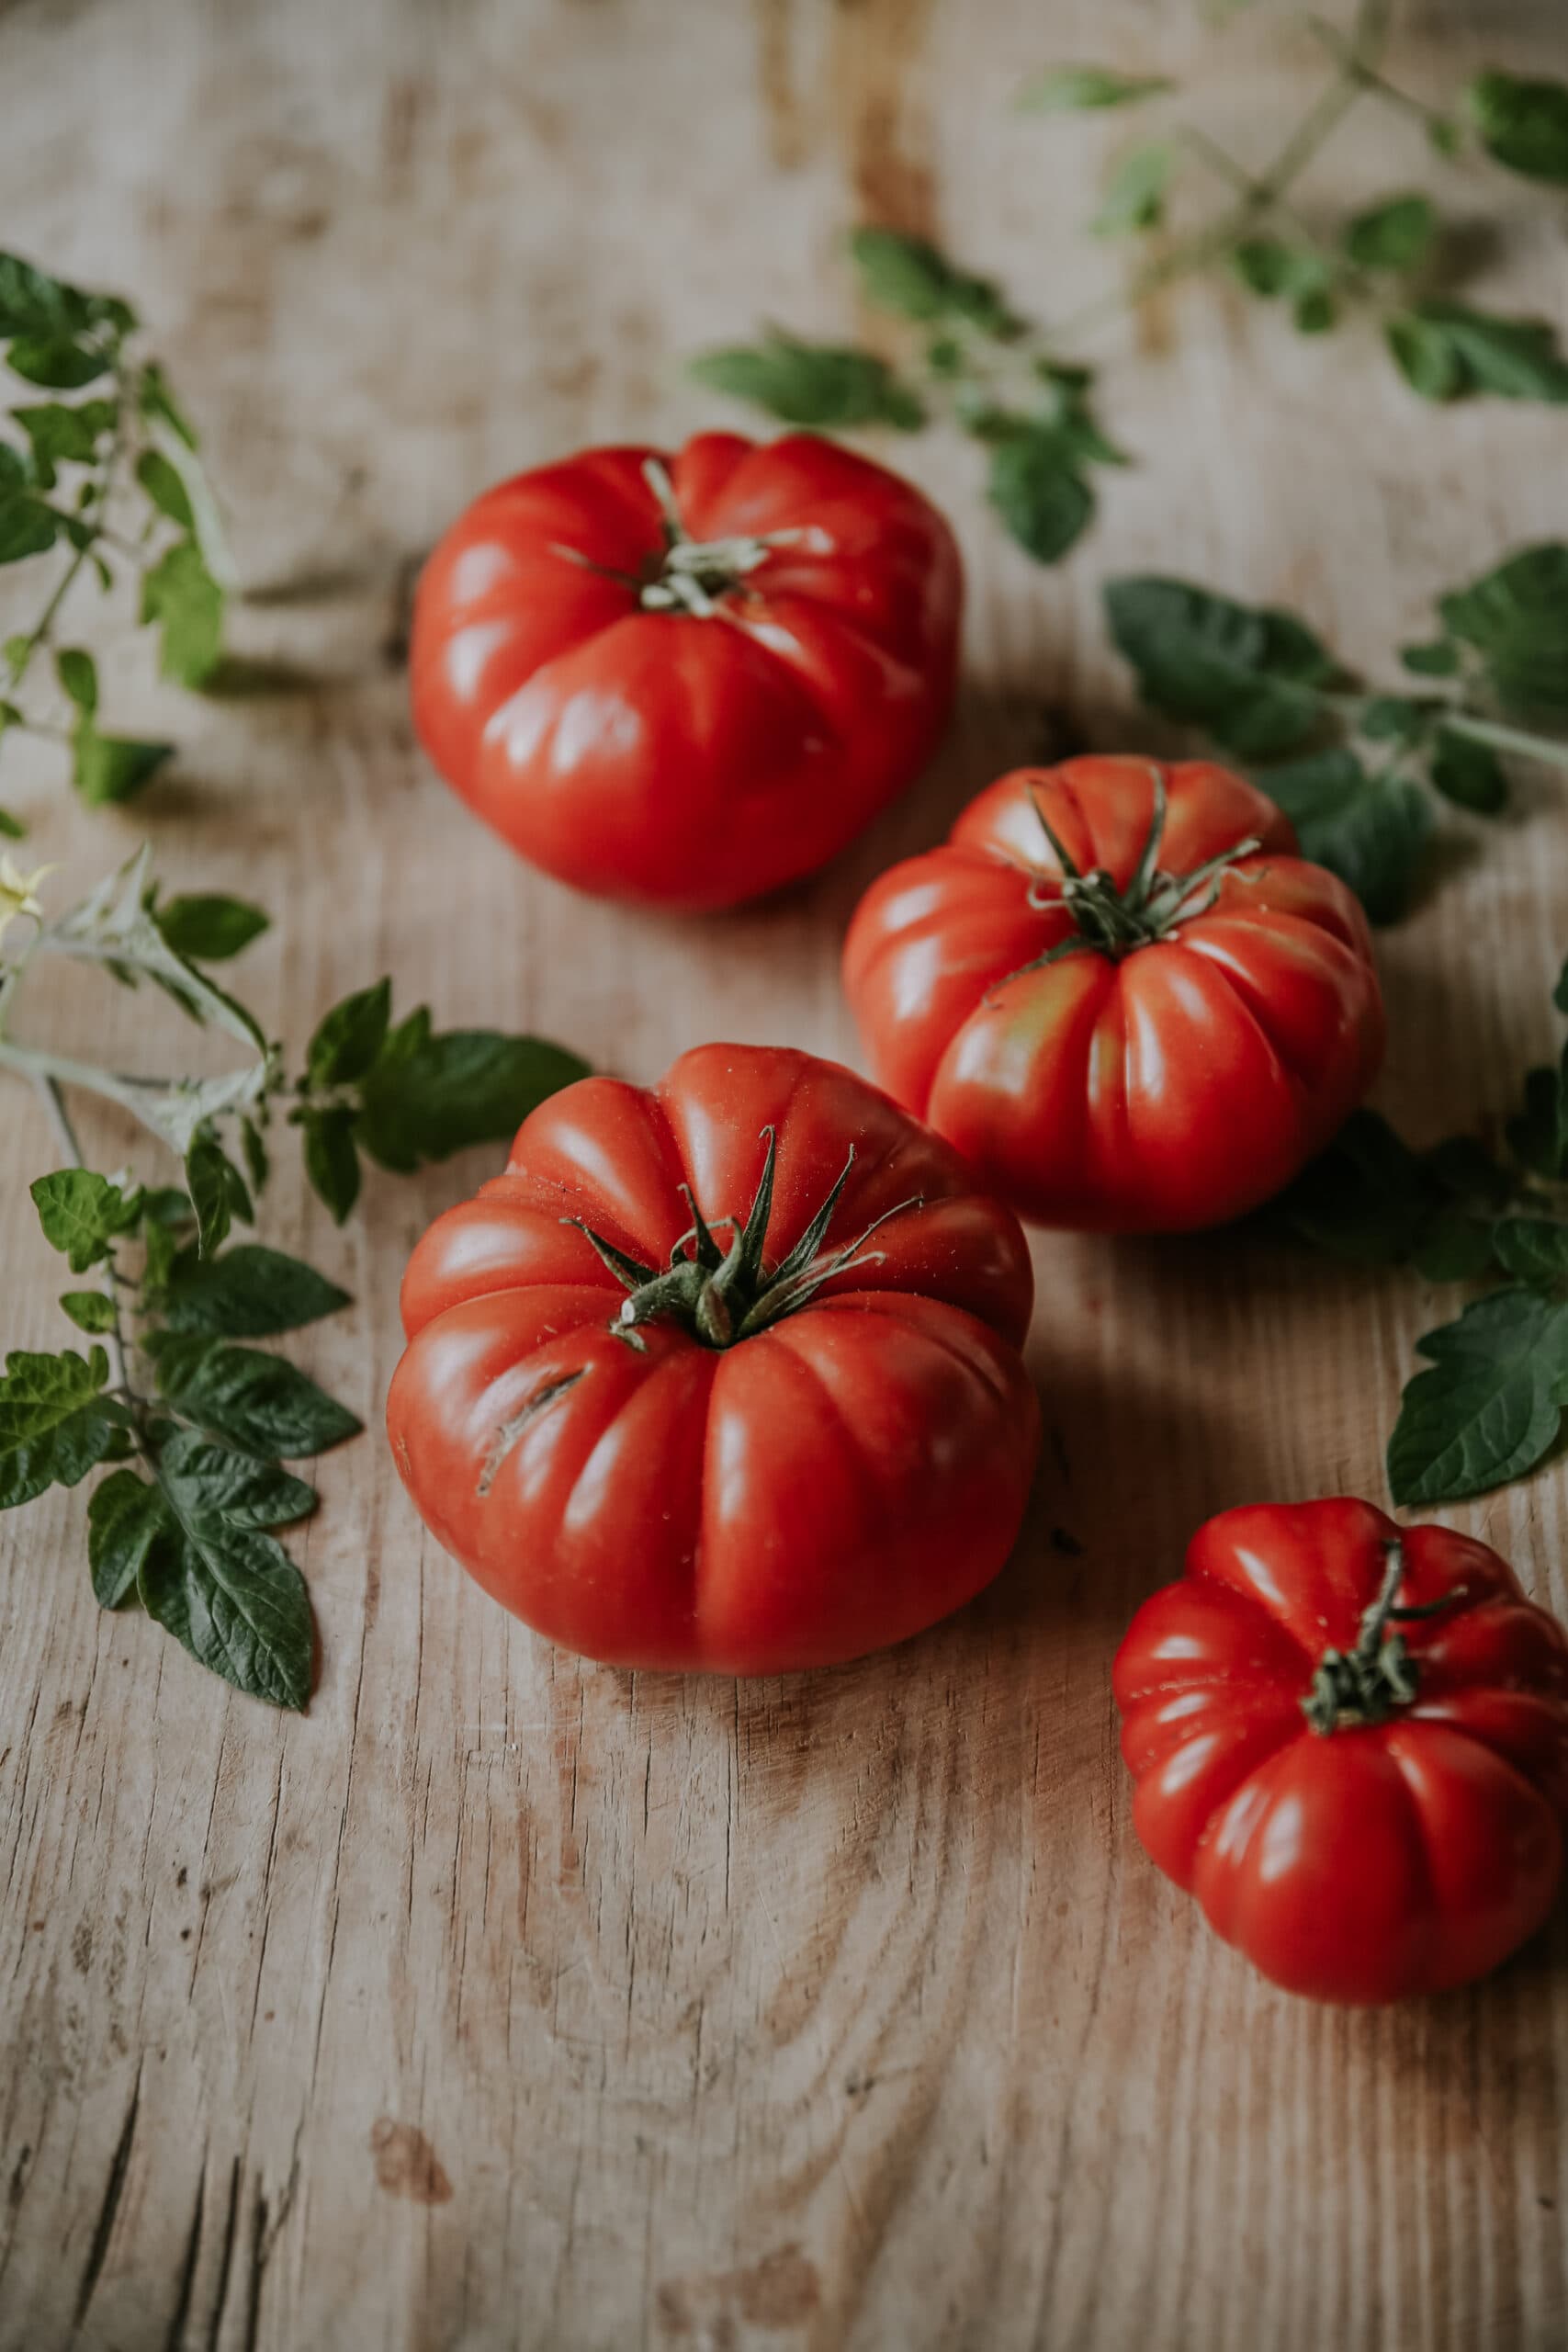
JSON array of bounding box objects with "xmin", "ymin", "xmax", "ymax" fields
[
  {"xmin": 1438, "ymin": 714, "xmax": 1568, "ymax": 775},
  {"xmin": 0, "ymin": 1037, "xmax": 190, "ymax": 1129},
  {"xmin": 1051, "ymin": 0, "xmax": 1391, "ymax": 345}
]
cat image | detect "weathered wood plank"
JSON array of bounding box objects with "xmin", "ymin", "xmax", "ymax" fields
[{"xmin": 1, "ymin": 1, "xmax": 1566, "ymax": 2346}]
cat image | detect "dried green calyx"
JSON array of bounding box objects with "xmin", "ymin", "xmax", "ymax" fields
[
  {"xmin": 1301, "ymin": 1541, "xmax": 1467, "ymax": 1735},
  {"xmin": 563, "ymin": 1125, "xmax": 921, "ymax": 1351}
]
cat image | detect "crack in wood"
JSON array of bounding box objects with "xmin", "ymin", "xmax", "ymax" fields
[{"xmin": 74, "ymin": 2063, "xmax": 141, "ymax": 2324}]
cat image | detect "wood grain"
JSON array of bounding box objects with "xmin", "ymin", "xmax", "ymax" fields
[{"xmin": 2, "ymin": 1, "xmax": 1567, "ymax": 2345}]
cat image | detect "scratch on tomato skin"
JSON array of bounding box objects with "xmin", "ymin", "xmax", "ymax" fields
[{"xmin": 477, "ymin": 1368, "xmax": 586, "ymax": 1498}]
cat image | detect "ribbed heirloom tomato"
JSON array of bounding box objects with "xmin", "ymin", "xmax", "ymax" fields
[
  {"xmin": 842, "ymin": 754, "xmax": 1384, "ymax": 1231},
  {"xmin": 387, "ymin": 1045, "xmax": 1040, "ymax": 1673},
  {"xmin": 1114, "ymin": 1499, "xmax": 1568, "ymax": 2003},
  {"xmin": 410, "ymin": 432, "xmax": 962, "ymax": 910}
]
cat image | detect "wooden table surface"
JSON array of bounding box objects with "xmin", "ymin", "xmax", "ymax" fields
[{"xmin": 3, "ymin": 1, "xmax": 1567, "ymax": 2346}]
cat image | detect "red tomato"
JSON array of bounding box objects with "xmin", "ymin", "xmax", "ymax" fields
[
  {"xmin": 1114, "ymin": 1498, "xmax": 1568, "ymax": 2003},
  {"xmin": 387, "ymin": 1044, "xmax": 1039, "ymax": 1673},
  {"xmin": 409, "ymin": 432, "xmax": 962, "ymax": 910},
  {"xmin": 842, "ymin": 755, "xmax": 1384, "ymax": 1231}
]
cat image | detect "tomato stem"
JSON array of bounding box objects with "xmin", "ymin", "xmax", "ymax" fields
[
  {"xmin": 1301, "ymin": 1540, "xmax": 1467, "ymax": 1735},
  {"xmin": 995, "ymin": 771, "xmax": 1267, "ymax": 989},
  {"xmin": 562, "ymin": 1126, "xmax": 923, "ymax": 1351}
]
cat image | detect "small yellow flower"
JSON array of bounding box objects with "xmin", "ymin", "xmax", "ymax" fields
[{"xmin": 0, "ymin": 855, "xmax": 57, "ymax": 950}]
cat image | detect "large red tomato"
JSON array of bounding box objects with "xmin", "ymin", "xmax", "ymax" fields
[
  {"xmin": 409, "ymin": 432, "xmax": 962, "ymax": 910},
  {"xmin": 387, "ymin": 1044, "xmax": 1039, "ymax": 1673},
  {"xmin": 842, "ymin": 755, "xmax": 1384, "ymax": 1231},
  {"xmin": 1114, "ymin": 1499, "xmax": 1568, "ymax": 2003}
]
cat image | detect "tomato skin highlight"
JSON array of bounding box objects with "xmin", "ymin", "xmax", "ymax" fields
[
  {"xmin": 409, "ymin": 433, "xmax": 963, "ymax": 911},
  {"xmin": 387, "ymin": 1045, "xmax": 1040, "ymax": 1674},
  {"xmin": 842, "ymin": 755, "xmax": 1385, "ymax": 1232},
  {"xmin": 1113, "ymin": 1498, "xmax": 1568, "ymax": 2004}
]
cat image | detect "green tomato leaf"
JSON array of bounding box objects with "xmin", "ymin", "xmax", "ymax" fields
[
  {"xmin": 6, "ymin": 336, "xmax": 112, "ymax": 390},
  {"xmin": 306, "ymin": 977, "xmax": 391, "ymax": 1088},
  {"xmin": 184, "ymin": 1130, "xmax": 252, "ymax": 1259},
  {"xmin": 0, "ymin": 254, "xmax": 132, "ymax": 342},
  {"xmin": 299, "ymin": 1109, "xmax": 362, "ymax": 1225},
  {"xmin": 1437, "ymin": 544, "xmax": 1568, "ymax": 719},
  {"xmin": 355, "ymin": 1018, "xmax": 589, "ymax": 1174},
  {"xmin": 1388, "ymin": 304, "xmax": 1568, "ymax": 405},
  {"xmin": 140, "ymin": 1517, "xmax": 312, "ymax": 1712},
  {"xmin": 139, "ymin": 538, "xmax": 224, "ymax": 687},
  {"xmin": 0, "ymin": 492, "xmax": 58, "ymax": 565},
  {"xmin": 1260, "ymin": 749, "xmax": 1433, "ymax": 925},
  {"xmin": 1103, "ymin": 575, "xmax": 1340, "ymax": 759},
  {"xmin": 0, "ymin": 1346, "xmax": 118, "ymax": 1509},
  {"xmin": 1292, "ymin": 286, "xmax": 1338, "ymax": 336},
  {"xmin": 88, "ymin": 1470, "xmax": 166, "ymax": 1608},
  {"xmin": 157, "ymin": 1429, "xmax": 316, "ymax": 1530},
  {"xmin": 1231, "ymin": 240, "xmax": 1319, "ymax": 299},
  {"xmin": 12, "ymin": 400, "xmax": 116, "ymax": 480},
  {"xmin": 1271, "ymin": 1110, "xmax": 1436, "ymax": 1266},
  {"xmin": 1385, "ymin": 311, "xmax": 1466, "ymax": 402},
  {"xmin": 71, "ymin": 722, "xmax": 174, "ymax": 808},
  {"xmin": 1430, "ymin": 727, "xmax": 1507, "ymax": 813},
  {"xmin": 1342, "ymin": 192, "xmax": 1436, "ymax": 272},
  {"xmin": 1092, "ymin": 141, "xmax": 1173, "ymax": 236},
  {"xmin": 55, "ymin": 647, "xmax": 97, "ymax": 713},
  {"xmin": 59, "ymin": 1289, "xmax": 117, "ymax": 1334},
  {"xmin": 985, "ymin": 430, "xmax": 1094, "ymax": 564},
  {"xmin": 1018, "ymin": 64, "xmax": 1173, "ymax": 113},
  {"xmin": 1400, "ymin": 637, "xmax": 1461, "ymax": 678},
  {"xmin": 30, "ymin": 1169, "xmax": 141, "ymax": 1272},
  {"xmin": 1465, "ymin": 70, "xmax": 1568, "ymax": 186},
  {"xmin": 152, "ymin": 893, "xmax": 269, "ymax": 962},
  {"xmin": 137, "ymin": 361, "xmax": 198, "ymax": 449},
  {"xmin": 1492, "ymin": 1218, "xmax": 1568, "ymax": 1288},
  {"xmin": 1506, "ymin": 1063, "xmax": 1568, "ymax": 1182},
  {"xmin": 134, "ymin": 447, "xmax": 195, "ymax": 530},
  {"xmin": 153, "ymin": 1337, "xmax": 361, "ymax": 1460},
  {"xmin": 0, "ymin": 808, "xmax": 24, "ymax": 839},
  {"xmin": 688, "ymin": 334, "xmax": 924, "ymax": 431},
  {"xmin": 240, "ymin": 1114, "xmax": 269, "ymax": 1195},
  {"xmin": 1388, "ymin": 1289, "xmax": 1568, "ymax": 1505},
  {"xmin": 1358, "ymin": 694, "xmax": 1431, "ymax": 743},
  {"xmin": 157, "ymin": 1243, "xmax": 350, "ymax": 1339},
  {"xmin": 847, "ymin": 228, "xmax": 1016, "ymax": 336}
]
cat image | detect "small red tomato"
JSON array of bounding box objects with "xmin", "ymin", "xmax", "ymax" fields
[
  {"xmin": 842, "ymin": 754, "xmax": 1384, "ymax": 1231},
  {"xmin": 1114, "ymin": 1498, "xmax": 1568, "ymax": 2003},
  {"xmin": 410, "ymin": 432, "xmax": 962, "ymax": 910},
  {"xmin": 387, "ymin": 1044, "xmax": 1039, "ymax": 1673}
]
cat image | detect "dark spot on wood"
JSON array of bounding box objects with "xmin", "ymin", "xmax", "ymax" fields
[
  {"xmin": 7, "ymin": 2145, "xmax": 30, "ymax": 2210},
  {"xmin": 71, "ymin": 1921, "xmax": 93, "ymax": 1974},
  {"xmin": 1050, "ymin": 1527, "xmax": 1085, "ymax": 1556},
  {"xmin": 658, "ymin": 2244, "xmax": 820, "ymax": 2336},
  {"xmin": 756, "ymin": 0, "xmax": 807, "ymax": 170},
  {"xmin": 830, "ymin": 0, "xmax": 938, "ymax": 240},
  {"xmin": 175, "ymin": 1865, "xmax": 187, "ymax": 1888},
  {"xmin": 369, "ymin": 2119, "xmax": 453, "ymax": 2204},
  {"xmin": 381, "ymin": 551, "xmax": 425, "ymax": 672}
]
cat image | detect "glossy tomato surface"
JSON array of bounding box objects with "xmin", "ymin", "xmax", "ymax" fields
[
  {"xmin": 842, "ymin": 755, "xmax": 1384, "ymax": 1231},
  {"xmin": 388, "ymin": 1044, "xmax": 1040, "ymax": 1673},
  {"xmin": 1114, "ymin": 1499, "xmax": 1568, "ymax": 2003},
  {"xmin": 410, "ymin": 432, "xmax": 962, "ymax": 910}
]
